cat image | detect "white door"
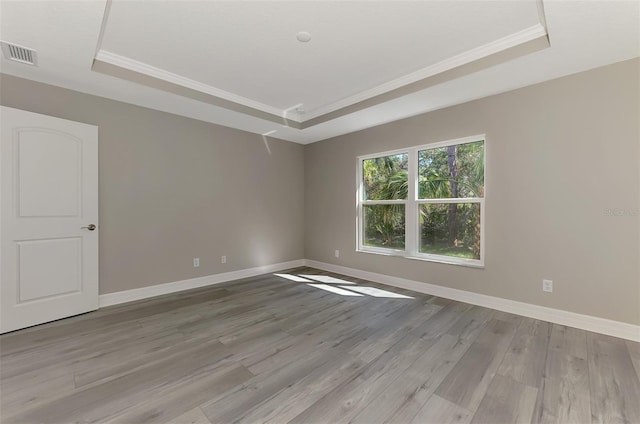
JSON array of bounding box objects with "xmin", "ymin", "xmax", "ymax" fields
[{"xmin": 1, "ymin": 106, "xmax": 98, "ymax": 333}]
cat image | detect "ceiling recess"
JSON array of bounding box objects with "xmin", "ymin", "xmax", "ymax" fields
[{"xmin": 1, "ymin": 41, "xmax": 38, "ymax": 66}]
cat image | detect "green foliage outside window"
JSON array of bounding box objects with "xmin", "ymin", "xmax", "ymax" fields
[
  {"xmin": 361, "ymin": 141, "xmax": 484, "ymax": 260},
  {"xmin": 362, "ymin": 154, "xmax": 407, "ymax": 249}
]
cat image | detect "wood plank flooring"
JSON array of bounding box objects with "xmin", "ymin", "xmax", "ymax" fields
[{"xmin": 1, "ymin": 267, "xmax": 639, "ymax": 424}]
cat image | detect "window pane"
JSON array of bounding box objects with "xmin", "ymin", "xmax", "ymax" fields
[
  {"xmin": 420, "ymin": 203, "xmax": 480, "ymax": 260},
  {"xmin": 418, "ymin": 141, "xmax": 484, "ymax": 199},
  {"xmin": 363, "ymin": 153, "xmax": 408, "ymax": 200},
  {"xmin": 363, "ymin": 204, "xmax": 405, "ymax": 249}
]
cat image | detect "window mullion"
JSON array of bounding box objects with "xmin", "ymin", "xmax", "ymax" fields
[
  {"xmin": 405, "ymin": 149, "xmax": 418, "ymax": 256},
  {"xmin": 417, "ymin": 198, "xmax": 483, "ymax": 204},
  {"xmin": 362, "ymin": 199, "xmax": 406, "ymax": 205}
]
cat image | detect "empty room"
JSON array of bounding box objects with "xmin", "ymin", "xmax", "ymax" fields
[{"xmin": 0, "ymin": 1, "xmax": 639, "ymax": 423}]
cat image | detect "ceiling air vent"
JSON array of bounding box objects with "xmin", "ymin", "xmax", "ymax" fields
[{"xmin": 1, "ymin": 41, "xmax": 37, "ymax": 66}]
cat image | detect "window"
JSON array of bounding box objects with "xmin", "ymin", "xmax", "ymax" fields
[{"xmin": 357, "ymin": 136, "xmax": 485, "ymax": 267}]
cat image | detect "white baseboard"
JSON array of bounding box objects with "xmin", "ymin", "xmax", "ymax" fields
[
  {"xmin": 98, "ymin": 257, "xmax": 639, "ymax": 342},
  {"xmin": 305, "ymin": 260, "xmax": 640, "ymax": 342},
  {"xmin": 99, "ymin": 259, "xmax": 306, "ymax": 308}
]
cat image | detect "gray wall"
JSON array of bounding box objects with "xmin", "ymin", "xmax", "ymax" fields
[
  {"xmin": 305, "ymin": 58, "xmax": 640, "ymax": 325},
  {"xmin": 2, "ymin": 59, "xmax": 638, "ymax": 325},
  {"xmin": 0, "ymin": 74, "xmax": 305, "ymax": 294}
]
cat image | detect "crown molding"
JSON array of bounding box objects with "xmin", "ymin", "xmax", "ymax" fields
[
  {"xmin": 94, "ymin": 49, "xmax": 287, "ymax": 120},
  {"xmin": 93, "ymin": 12, "xmax": 546, "ymax": 128},
  {"xmin": 302, "ymin": 24, "xmax": 548, "ymax": 121}
]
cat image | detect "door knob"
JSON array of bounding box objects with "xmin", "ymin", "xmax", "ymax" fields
[{"xmin": 81, "ymin": 224, "xmax": 96, "ymax": 231}]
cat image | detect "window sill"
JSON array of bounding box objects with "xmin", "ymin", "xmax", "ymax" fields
[{"xmin": 356, "ymin": 248, "xmax": 485, "ymax": 269}]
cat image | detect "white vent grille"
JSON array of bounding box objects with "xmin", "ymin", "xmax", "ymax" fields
[{"xmin": 1, "ymin": 41, "xmax": 37, "ymax": 65}]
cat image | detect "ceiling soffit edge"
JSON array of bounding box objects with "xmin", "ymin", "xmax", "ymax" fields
[{"xmin": 91, "ymin": 1, "xmax": 549, "ymax": 130}]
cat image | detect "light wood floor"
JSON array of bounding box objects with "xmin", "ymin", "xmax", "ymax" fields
[{"xmin": 2, "ymin": 267, "xmax": 639, "ymax": 424}]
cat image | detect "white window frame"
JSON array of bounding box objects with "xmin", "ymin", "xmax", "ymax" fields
[{"xmin": 356, "ymin": 135, "xmax": 485, "ymax": 268}]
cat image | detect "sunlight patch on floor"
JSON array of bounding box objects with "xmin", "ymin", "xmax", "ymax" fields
[
  {"xmin": 299, "ymin": 275, "xmax": 356, "ymax": 284},
  {"xmin": 274, "ymin": 273, "xmax": 313, "ymax": 282},
  {"xmin": 338, "ymin": 285, "xmax": 413, "ymax": 299},
  {"xmin": 274, "ymin": 272, "xmax": 414, "ymax": 299},
  {"xmin": 306, "ymin": 283, "xmax": 364, "ymax": 296}
]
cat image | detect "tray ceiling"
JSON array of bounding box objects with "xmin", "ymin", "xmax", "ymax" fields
[
  {"xmin": 0, "ymin": 1, "xmax": 638, "ymax": 143},
  {"xmin": 96, "ymin": 0, "xmax": 544, "ymax": 125}
]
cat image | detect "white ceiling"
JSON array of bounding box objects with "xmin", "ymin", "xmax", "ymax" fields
[{"xmin": 0, "ymin": 1, "xmax": 638, "ymax": 144}]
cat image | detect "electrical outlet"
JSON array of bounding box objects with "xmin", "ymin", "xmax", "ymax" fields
[
  {"xmin": 221, "ymin": 255, "xmax": 227, "ymax": 264},
  {"xmin": 543, "ymin": 279, "xmax": 553, "ymax": 293},
  {"xmin": 335, "ymin": 250, "xmax": 340, "ymax": 258},
  {"xmin": 193, "ymin": 258, "xmax": 200, "ymax": 268}
]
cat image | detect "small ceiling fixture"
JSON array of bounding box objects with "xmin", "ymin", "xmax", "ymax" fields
[
  {"xmin": 296, "ymin": 31, "xmax": 311, "ymax": 43},
  {"xmin": 1, "ymin": 41, "xmax": 38, "ymax": 66}
]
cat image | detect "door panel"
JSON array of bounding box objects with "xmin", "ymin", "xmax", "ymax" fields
[
  {"xmin": 17, "ymin": 238, "xmax": 82, "ymax": 302},
  {"xmin": 18, "ymin": 129, "xmax": 81, "ymax": 217},
  {"xmin": 1, "ymin": 106, "xmax": 98, "ymax": 333}
]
